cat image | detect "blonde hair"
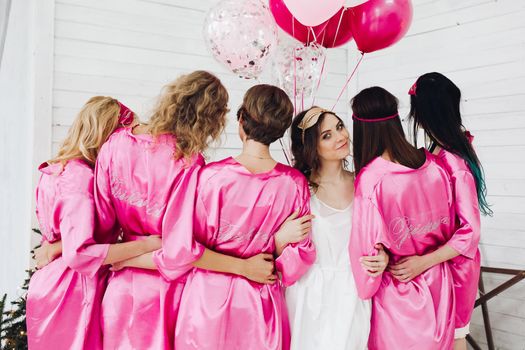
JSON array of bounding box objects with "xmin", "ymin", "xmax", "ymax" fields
[
  {"xmin": 148, "ymin": 70, "xmax": 229, "ymax": 159},
  {"xmin": 50, "ymin": 96, "xmax": 126, "ymax": 167}
]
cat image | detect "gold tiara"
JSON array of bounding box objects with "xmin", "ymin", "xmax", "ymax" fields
[{"xmin": 297, "ymin": 107, "xmax": 331, "ymax": 143}]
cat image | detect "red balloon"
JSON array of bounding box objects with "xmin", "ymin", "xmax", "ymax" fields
[
  {"xmin": 318, "ymin": 7, "xmax": 353, "ymax": 48},
  {"xmin": 269, "ymin": 0, "xmax": 352, "ymax": 48},
  {"xmin": 269, "ymin": 0, "xmax": 324, "ymax": 44},
  {"xmin": 349, "ymin": 0, "xmax": 413, "ymax": 53}
]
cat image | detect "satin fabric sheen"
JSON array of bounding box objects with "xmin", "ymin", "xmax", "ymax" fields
[
  {"xmin": 350, "ymin": 151, "xmax": 456, "ymax": 350},
  {"xmin": 175, "ymin": 157, "xmax": 316, "ymax": 350},
  {"xmin": 27, "ymin": 159, "xmax": 109, "ymax": 350},
  {"xmin": 94, "ymin": 128, "xmax": 204, "ymax": 350},
  {"xmin": 437, "ymin": 148, "xmax": 481, "ymax": 329}
]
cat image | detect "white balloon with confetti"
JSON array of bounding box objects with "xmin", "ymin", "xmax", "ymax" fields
[
  {"xmin": 203, "ymin": 0, "xmax": 278, "ymax": 79},
  {"xmin": 272, "ymin": 40, "xmax": 326, "ymax": 101}
]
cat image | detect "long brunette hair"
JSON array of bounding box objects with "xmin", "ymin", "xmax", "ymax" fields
[{"xmin": 351, "ymin": 87, "xmax": 425, "ymax": 174}]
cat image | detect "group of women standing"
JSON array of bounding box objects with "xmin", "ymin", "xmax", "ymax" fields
[{"xmin": 26, "ymin": 70, "xmax": 487, "ymax": 350}]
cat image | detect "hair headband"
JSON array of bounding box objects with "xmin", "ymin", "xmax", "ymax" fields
[
  {"xmin": 352, "ymin": 113, "xmax": 399, "ymax": 123},
  {"xmin": 408, "ymin": 81, "xmax": 417, "ymax": 96},
  {"xmin": 118, "ymin": 101, "xmax": 135, "ymax": 126},
  {"xmin": 297, "ymin": 107, "xmax": 332, "ymax": 143}
]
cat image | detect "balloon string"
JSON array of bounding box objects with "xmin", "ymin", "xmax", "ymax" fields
[
  {"xmin": 332, "ymin": 8, "xmax": 347, "ymax": 47},
  {"xmin": 320, "ymin": 26, "xmax": 327, "ymax": 47},
  {"xmin": 279, "ymin": 138, "xmax": 291, "ymax": 165},
  {"xmin": 309, "ymin": 27, "xmax": 318, "ymax": 44},
  {"xmin": 301, "ymin": 55, "xmax": 305, "ymax": 111},
  {"xmin": 311, "ymin": 29, "xmax": 328, "ymax": 106},
  {"xmin": 331, "ymin": 52, "xmax": 365, "ymax": 111},
  {"xmin": 284, "ymin": 17, "xmax": 296, "ymax": 166},
  {"xmin": 306, "ymin": 25, "xmax": 311, "ymax": 45},
  {"xmin": 292, "ymin": 19, "xmax": 297, "ymax": 113},
  {"xmin": 311, "ymin": 8, "xmax": 345, "ymax": 107},
  {"xmin": 311, "ymin": 53, "xmax": 327, "ymax": 107}
]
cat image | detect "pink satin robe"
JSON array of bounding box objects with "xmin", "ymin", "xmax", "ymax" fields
[
  {"xmin": 175, "ymin": 157, "xmax": 316, "ymax": 350},
  {"xmin": 436, "ymin": 148, "xmax": 481, "ymax": 329},
  {"xmin": 349, "ymin": 151, "xmax": 456, "ymax": 350},
  {"xmin": 27, "ymin": 159, "xmax": 109, "ymax": 350},
  {"xmin": 94, "ymin": 128, "xmax": 204, "ymax": 350}
]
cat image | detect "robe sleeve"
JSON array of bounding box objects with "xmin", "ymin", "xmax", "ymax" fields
[
  {"xmin": 275, "ymin": 179, "xmax": 316, "ymax": 287},
  {"xmin": 58, "ymin": 191, "xmax": 109, "ymax": 278},
  {"xmin": 192, "ymin": 186, "xmax": 217, "ymax": 243},
  {"xmin": 93, "ymin": 147, "xmax": 119, "ymax": 241},
  {"xmin": 445, "ymin": 170, "xmax": 481, "ymax": 259},
  {"xmin": 349, "ymin": 196, "xmax": 388, "ymax": 300},
  {"xmin": 152, "ymin": 161, "xmax": 206, "ymax": 281}
]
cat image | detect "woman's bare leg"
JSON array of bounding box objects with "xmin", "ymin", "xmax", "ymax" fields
[{"xmin": 454, "ymin": 338, "xmax": 467, "ymax": 350}]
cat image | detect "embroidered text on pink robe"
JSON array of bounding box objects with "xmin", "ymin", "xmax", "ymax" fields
[
  {"xmin": 349, "ymin": 151, "xmax": 456, "ymax": 350},
  {"xmin": 94, "ymin": 128, "xmax": 204, "ymax": 350},
  {"xmin": 27, "ymin": 159, "xmax": 109, "ymax": 350},
  {"xmin": 175, "ymin": 158, "xmax": 316, "ymax": 350}
]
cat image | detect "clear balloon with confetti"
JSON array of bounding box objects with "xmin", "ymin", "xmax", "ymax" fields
[
  {"xmin": 203, "ymin": 0, "xmax": 278, "ymax": 79},
  {"xmin": 272, "ymin": 40, "xmax": 327, "ymax": 101}
]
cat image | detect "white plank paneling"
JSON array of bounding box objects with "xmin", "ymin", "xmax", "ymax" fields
[{"xmin": 52, "ymin": 1, "xmax": 350, "ymax": 160}]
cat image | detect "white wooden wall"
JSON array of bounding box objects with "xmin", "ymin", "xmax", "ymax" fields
[
  {"xmin": 0, "ymin": 0, "xmax": 34, "ymax": 301},
  {"xmin": 352, "ymin": 1, "xmax": 525, "ymax": 349},
  {"xmin": 50, "ymin": 0, "xmax": 351, "ymax": 164}
]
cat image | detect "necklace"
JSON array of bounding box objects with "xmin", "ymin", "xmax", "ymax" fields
[{"xmin": 240, "ymin": 152, "xmax": 273, "ymax": 160}]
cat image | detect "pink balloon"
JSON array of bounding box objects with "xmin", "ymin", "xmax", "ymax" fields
[
  {"xmin": 317, "ymin": 7, "xmax": 353, "ymax": 48},
  {"xmin": 349, "ymin": 0, "xmax": 413, "ymax": 53},
  {"xmin": 270, "ymin": 0, "xmax": 316, "ymax": 44},
  {"xmin": 283, "ymin": 0, "xmax": 345, "ymax": 26},
  {"xmin": 270, "ymin": 0, "xmax": 352, "ymax": 48}
]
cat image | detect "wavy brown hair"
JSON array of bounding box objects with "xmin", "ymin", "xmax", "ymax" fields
[
  {"xmin": 290, "ymin": 107, "xmax": 348, "ymax": 189},
  {"xmin": 148, "ymin": 71, "xmax": 229, "ymax": 159},
  {"xmin": 50, "ymin": 96, "xmax": 126, "ymax": 167}
]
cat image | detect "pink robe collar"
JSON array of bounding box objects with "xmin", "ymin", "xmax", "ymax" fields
[{"xmin": 225, "ymin": 157, "xmax": 287, "ymax": 177}]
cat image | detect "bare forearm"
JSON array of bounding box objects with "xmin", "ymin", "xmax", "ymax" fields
[
  {"xmin": 103, "ymin": 241, "xmax": 149, "ymax": 265},
  {"xmin": 425, "ymin": 245, "xmax": 460, "ymax": 269},
  {"xmin": 50, "ymin": 241, "xmax": 63, "ymax": 259},
  {"xmin": 192, "ymin": 248, "xmax": 245, "ymax": 276},
  {"xmin": 121, "ymin": 249, "xmax": 246, "ymax": 275},
  {"xmin": 119, "ymin": 252, "xmax": 157, "ymax": 270}
]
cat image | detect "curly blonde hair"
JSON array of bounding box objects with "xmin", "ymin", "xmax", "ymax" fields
[
  {"xmin": 148, "ymin": 71, "xmax": 229, "ymax": 159},
  {"xmin": 50, "ymin": 96, "xmax": 130, "ymax": 167}
]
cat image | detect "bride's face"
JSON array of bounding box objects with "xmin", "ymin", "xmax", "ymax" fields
[{"xmin": 317, "ymin": 113, "xmax": 351, "ymax": 162}]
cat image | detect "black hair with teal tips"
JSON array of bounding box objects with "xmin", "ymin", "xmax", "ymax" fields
[{"xmin": 408, "ymin": 72, "xmax": 493, "ymax": 216}]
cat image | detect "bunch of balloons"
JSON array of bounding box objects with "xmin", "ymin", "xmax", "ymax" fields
[
  {"xmin": 203, "ymin": 0, "xmax": 413, "ymax": 105},
  {"xmin": 270, "ymin": 0, "xmax": 413, "ymax": 53}
]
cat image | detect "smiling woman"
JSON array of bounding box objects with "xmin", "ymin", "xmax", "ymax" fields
[
  {"xmin": 285, "ymin": 106, "xmax": 389, "ymax": 350},
  {"xmin": 291, "ymin": 107, "xmax": 352, "ymax": 189}
]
